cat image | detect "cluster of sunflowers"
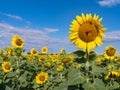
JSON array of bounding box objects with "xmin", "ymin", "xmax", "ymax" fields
[
  {"xmin": 0, "ymin": 35, "xmax": 80, "ymax": 90},
  {"xmin": 0, "ymin": 13, "xmax": 120, "ymax": 90}
]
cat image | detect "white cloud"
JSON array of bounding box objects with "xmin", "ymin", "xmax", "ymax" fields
[
  {"xmin": 1, "ymin": 22, "xmax": 119, "ymax": 53},
  {"xmin": 0, "ymin": 12, "xmax": 23, "ymax": 21},
  {"xmin": 98, "ymin": 0, "xmax": 120, "ymax": 7},
  {"xmin": 104, "ymin": 31, "xmax": 120, "ymax": 42},
  {"xmin": 0, "ymin": 12, "xmax": 31, "ymax": 25},
  {"xmin": 0, "ymin": 23, "xmax": 72, "ymax": 53},
  {"xmin": 44, "ymin": 28, "xmax": 59, "ymax": 33}
]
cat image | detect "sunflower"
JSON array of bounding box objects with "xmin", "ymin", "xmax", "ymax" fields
[
  {"xmin": 51, "ymin": 56, "xmax": 57, "ymax": 62},
  {"xmin": 11, "ymin": 35, "xmax": 24, "ymax": 48},
  {"xmin": 35, "ymin": 72, "xmax": 48, "ymax": 84},
  {"xmin": 69, "ymin": 13, "xmax": 107, "ymax": 51},
  {"xmin": 103, "ymin": 46, "xmax": 117, "ymax": 60},
  {"xmin": 56, "ymin": 65, "xmax": 64, "ymax": 71},
  {"xmin": 41, "ymin": 47, "xmax": 48, "ymax": 54},
  {"xmin": 38, "ymin": 56, "xmax": 45, "ymax": 62},
  {"xmin": 60, "ymin": 48, "xmax": 66, "ymax": 54},
  {"xmin": 95, "ymin": 56, "xmax": 104, "ymax": 65},
  {"xmin": 67, "ymin": 54, "xmax": 76, "ymax": 60},
  {"xmin": 2, "ymin": 62, "xmax": 13, "ymax": 73},
  {"xmin": 76, "ymin": 64, "xmax": 82, "ymax": 69},
  {"xmin": 115, "ymin": 56, "xmax": 120, "ymax": 64},
  {"xmin": 5, "ymin": 46, "xmax": 13, "ymax": 55},
  {"xmin": 30, "ymin": 48, "xmax": 38, "ymax": 56},
  {"xmin": 61, "ymin": 57, "xmax": 71, "ymax": 64},
  {"xmin": 105, "ymin": 71, "xmax": 120, "ymax": 80},
  {"xmin": 28, "ymin": 59, "xmax": 33, "ymax": 63},
  {"xmin": 44, "ymin": 62, "xmax": 51, "ymax": 67}
]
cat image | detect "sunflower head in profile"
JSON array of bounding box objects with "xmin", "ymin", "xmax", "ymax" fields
[
  {"xmin": 30, "ymin": 48, "xmax": 39, "ymax": 56},
  {"xmin": 41, "ymin": 47, "xmax": 48, "ymax": 54},
  {"xmin": 103, "ymin": 46, "xmax": 117, "ymax": 60},
  {"xmin": 2, "ymin": 62, "xmax": 13, "ymax": 73},
  {"xmin": 44, "ymin": 62, "xmax": 51, "ymax": 67},
  {"xmin": 5, "ymin": 46, "xmax": 13, "ymax": 55},
  {"xmin": 69, "ymin": 13, "xmax": 107, "ymax": 52},
  {"xmin": 60, "ymin": 48, "xmax": 66, "ymax": 54},
  {"xmin": 61, "ymin": 57, "xmax": 71, "ymax": 64},
  {"xmin": 11, "ymin": 35, "xmax": 24, "ymax": 48},
  {"xmin": 35, "ymin": 72, "xmax": 48, "ymax": 84},
  {"xmin": 105, "ymin": 71, "xmax": 120, "ymax": 80}
]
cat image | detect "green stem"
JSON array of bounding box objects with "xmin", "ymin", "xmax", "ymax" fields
[
  {"xmin": 85, "ymin": 43, "xmax": 90, "ymax": 83},
  {"xmin": 85, "ymin": 44, "xmax": 96, "ymax": 83},
  {"xmin": 16, "ymin": 59, "xmax": 19, "ymax": 78},
  {"xmin": 16, "ymin": 56, "xmax": 21, "ymax": 90},
  {"xmin": 85, "ymin": 43, "xmax": 89, "ymax": 69}
]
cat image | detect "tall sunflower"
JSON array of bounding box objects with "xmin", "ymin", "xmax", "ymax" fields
[
  {"xmin": 11, "ymin": 35, "xmax": 24, "ymax": 48},
  {"xmin": 103, "ymin": 46, "xmax": 117, "ymax": 60},
  {"xmin": 35, "ymin": 72, "xmax": 48, "ymax": 84},
  {"xmin": 69, "ymin": 13, "xmax": 107, "ymax": 51},
  {"xmin": 41, "ymin": 47, "xmax": 48, "ymax": 54},
  {"xmin": 30, "ymin": 48, "xmax": 39, "ymax": 56},
  {"xmin": 2, "ymin": 62, "xmax": 13, "ymax": 73}
]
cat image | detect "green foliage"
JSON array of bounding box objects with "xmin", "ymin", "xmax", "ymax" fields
[
  {"xmin": 0, "ymin": 47, "xmax": 120, "ymax": 90},
  {"xmin": 68, "ymin": 67, "xmax": 85, "ymax": 85}
]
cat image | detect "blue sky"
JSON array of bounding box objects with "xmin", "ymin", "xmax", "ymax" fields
[{"xmin": 0, "ymin": 0, "xmax": 120, "ymax": 54}]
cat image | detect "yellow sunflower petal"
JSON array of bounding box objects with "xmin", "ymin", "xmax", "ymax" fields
[{"xmin": 76, "ymin": 15, "xmax": 84, "ymax": 24}]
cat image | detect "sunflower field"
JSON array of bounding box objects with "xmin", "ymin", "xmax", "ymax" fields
[{"xmin": 0, "ymin": 13, "xmax": 120, "ymax": 90}]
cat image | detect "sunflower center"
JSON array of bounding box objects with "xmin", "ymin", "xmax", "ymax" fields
[
  {"xmin": 39, "ymin": 57, "xmax": 45, "ymax": 61},
  {"xmin": 5, "ymin": 64, "xmax": 10, "ymax": 70},
  {"xmin": 62, "ymin": 57, "xmax": 71, "ymax": 63},
  {"xmin": 39, "ymin": 75, "xmax": 45, "ymax": 81},
  {"xmin": 106, "ymin": 48, "xmax": 116, "ymax": 56},
  {"xmin": 33, "ymin": 50, "xmax": 37, "ymax": 54},
  {"xmin": 52, "ymin": 57, "xmax": 57, "ymax": 62},
  {"xmin": 15, "ymin": 38, "xmax": 22, "ymax": 46},
  {"xmin": 78, "ymin": 23, "xmax": 98, "ymax": 42},
  {"xmin": 43, "ymin": 48, "xmax": 47, "ymax": 52}
]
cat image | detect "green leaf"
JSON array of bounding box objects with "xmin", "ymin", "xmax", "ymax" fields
[
  {"xmin": 82, "ymin": 82, "xmax": 97, "ymax": 90},
  {"xmin": 21, "ymin": 82, "xmax": 28, "ymax": 88},
  {"xmin": 72, "ymin": 50, "xmax": 85, "ymax": 57},
  {"xmin": 92, "ymin": 65, "xmax": 107, "ymax": 74},
  {"xmin": 109, "ymin": 82, "xmax": 120, "ymax": 90},
  {"xmin": 19, "ymin": 75, "xmax": 27, "ymax": 83},
  {"xmin": 68, "ymin": 68, "xmax": 85, "ymax": 85},
  {"xmin": 6, "ymin": 72, "xmax": 16, "ymax": 78},
  {"xmin": 89, "ymin": 85, "xmax": 97, "ymax": 90},
  {"xmin": 0, "ymin": 59, "xmax": 3, "ymax": 63},
  {"xmin": 53, "ymin": 82, "xmax": 68, "ymax": 90},
  {"xmin": 82, "ymin": 78, "xmax": 106, "ymax": 90},
  {"xmin": 5, "ymin": 85, "xmax": 12, "ymax": 90},
  {"xmin": 4, "ymin": 79, "xmax": 10, "ymax": 83},
  {"xmin": 0, "ymin": 66, "xmax": 2, "ymax": 71},
  {"xmin": 32, "ymin": 84, "xmax": 40, "ymax": 89},
  {"xmin": 0, "ymin": 79, "xmax": 2, "ymax": 84},
  {"xmin": 89, "ymin": 51, "xmax": 98, "ymax": 61},
  {"xmin": 94, "ymin": 78, "xmax": 106, "ymax": 90}
]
